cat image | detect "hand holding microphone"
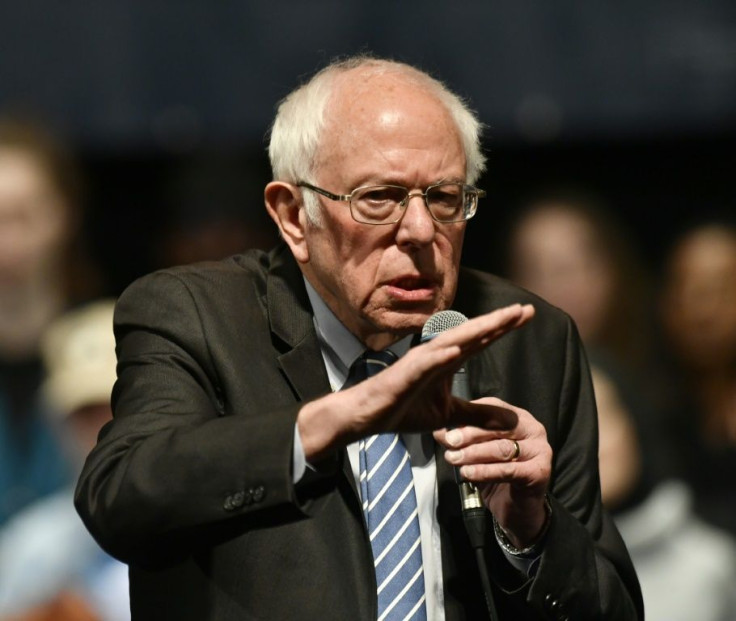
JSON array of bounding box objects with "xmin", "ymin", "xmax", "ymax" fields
[
  {"xmin": 420, "ymin": 308, "xmax": 517, "ymax": 621},
  {"xmin": 420, "ymin": 310, "xmax": 485, "ymax": 516},
  {"xmin": 421, "ymin": 309, "xmax": 552, "ymax": 554}
]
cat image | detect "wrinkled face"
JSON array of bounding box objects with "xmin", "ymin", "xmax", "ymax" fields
[
  {"xmin": 299, "ymin": 72, "xmax": 467, "ymax": 348},
  {"xmin": 0, "ymin": 148, "xmax": 68, "ymax": 283}
]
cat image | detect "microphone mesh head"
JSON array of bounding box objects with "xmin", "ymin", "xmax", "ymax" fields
[{"xmin": 421, "ymin": 310, "xmax": 468, "ymax": 340}]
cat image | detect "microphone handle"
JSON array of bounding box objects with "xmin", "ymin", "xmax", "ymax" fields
[
  {"xmin": 450, "ymin": 368, "xmax": 485, "ymax": 514},
  {"xmin": 453, "ymin": 366, "xmax": 499, "ymax": 621},
  {"xmin": 451, "ymin": 366, "xmax": 472, "ymax": 400},
  {"xmin": 451, "ymin": 368, "xmax": 475, "ymax": 478},
  {"xmin": 423, "ymin": 314, "xmax": 498, "ymax": 620}
]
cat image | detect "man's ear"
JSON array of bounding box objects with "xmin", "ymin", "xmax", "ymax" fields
[{"xmin": 264, "ymin": 181, "xmax": 309, "ymax": 263}]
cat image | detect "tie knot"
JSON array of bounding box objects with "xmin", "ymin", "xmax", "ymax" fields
[
  {"xmin": 343, "ymin": 349, "xmax": 398, "ymax": 389},
  {"xmin": 362, "ymin": 349, "xmax": 398, "ymax": 376}
]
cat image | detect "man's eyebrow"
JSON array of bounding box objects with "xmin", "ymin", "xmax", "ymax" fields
[{"xmin": 366, "ymin": 177, "xmax": 467, "ymax": 187}]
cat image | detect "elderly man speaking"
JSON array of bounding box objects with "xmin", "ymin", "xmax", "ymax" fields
[{"xmin": 76, "ymin": 56, "xmax": 642, "ymax": 621}]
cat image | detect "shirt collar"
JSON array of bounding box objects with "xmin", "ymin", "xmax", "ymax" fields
[{"xmin": 303, "ymin": 278, "xmax": 412, "ymax": 388}]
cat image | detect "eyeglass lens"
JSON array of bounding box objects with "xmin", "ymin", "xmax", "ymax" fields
[{"xmin": 351, "ymin": 184, "xmax": 470, "ymax": 223}]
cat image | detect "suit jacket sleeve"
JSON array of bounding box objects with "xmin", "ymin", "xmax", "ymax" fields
[
  {"xmin": 526, "ymin": 317, "xmax": 642, "ymax": 620},
  {"xmin": 74, "ymin": 267, "xmax": 318, "ymax": 564},
  {"xmin": 487, "ymin": 309, "xmax": 643, "ymax": 620}
]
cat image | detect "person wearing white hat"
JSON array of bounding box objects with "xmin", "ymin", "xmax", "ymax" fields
[{"xmin": 0, "ymin": 300, "xmax": 129, "ymax": 621}]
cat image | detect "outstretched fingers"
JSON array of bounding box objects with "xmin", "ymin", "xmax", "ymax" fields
[
  {"xmin": 398, "ymin": 303, "xmax": 535, "ymax": 387},
  {"xmin": 429, "ymin": 304, "xmax": 535, "ymax": 358},
  {"xmin": 344, "ymin": 304, "xmax": 536, "ymax": 437}
]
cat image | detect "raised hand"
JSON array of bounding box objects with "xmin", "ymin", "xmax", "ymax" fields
[{"xmin": 297, "ymin": 303, "xmax": 535, "ymax": 460}]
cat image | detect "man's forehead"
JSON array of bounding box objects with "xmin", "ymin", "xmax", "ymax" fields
[
  {"xmin": 331, "ymin": 67, "xmax": 435, "ymax": 107},
  {"xmin": 325, "ymin": 74, "xmax": 456, "ymax": 141}
]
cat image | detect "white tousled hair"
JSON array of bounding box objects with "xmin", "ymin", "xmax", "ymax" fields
[{"xmin": 267, "ymin": 55, "xmax": 486, "ymax": 223}]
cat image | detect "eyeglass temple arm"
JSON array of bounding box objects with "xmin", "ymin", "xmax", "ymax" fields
[{"xmin": 296, "ymin": 182, "xmax": 352, "ymax": 202}]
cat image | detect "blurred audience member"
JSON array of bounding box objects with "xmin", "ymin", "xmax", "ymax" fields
[
  {"xmin": 658, "ymin": 221, "xmax": 736, "ymax": 535},
  {"xmin": 0, "ymin": 119, "xmax": 100, "ymax": 525},
  {"xmin": 157, "ymin": 152, "xmax": 276, "ymax": 267},
  {"xmin": 505, "ymin": 190, "xmax": 654, "ymax": 373},
  {"xmin": 0, "ymin": 300, "xmax": 129, "ymax": 621},
  {"xmin": 591, "ymin": 352, "xmax": 736, "ymax": 621},
  {"xmin": 504, "ymin": 189, "xmax": 683, "ymax": 472}
]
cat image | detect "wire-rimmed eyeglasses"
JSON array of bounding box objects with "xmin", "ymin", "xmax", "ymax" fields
[{"xmin": 297, "ymin": 181, "xmax": 485, "ymax": 225}]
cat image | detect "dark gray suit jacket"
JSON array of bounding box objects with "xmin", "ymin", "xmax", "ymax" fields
[{"xmin": 75, "ymin": 243, "xmax": 643, "ymax": 620}]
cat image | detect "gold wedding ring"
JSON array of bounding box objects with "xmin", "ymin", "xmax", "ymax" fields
[{"xmin": 509, "ymin": 439, "xmax": 521, "ymax": 462}]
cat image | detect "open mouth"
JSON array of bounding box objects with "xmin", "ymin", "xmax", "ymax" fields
[
  {"xmin": 385, "ymin": 276, "xmax": 437, "ymax": 302},
  {"xmin": 391, "ymin": 276, "xmax": 433, "ymax": 290}
]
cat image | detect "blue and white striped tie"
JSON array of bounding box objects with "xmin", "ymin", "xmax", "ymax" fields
[{"xmin": 355, "ymin": 350, "xmax": 428, "ymax": 621}]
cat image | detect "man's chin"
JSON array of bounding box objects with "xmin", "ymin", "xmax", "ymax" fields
[
  {"xmin": 372, "ymin": 304, "xmax": 446, "ymax": 334},
  {"xmin": 360, "ymin": 305, "xmax": 452, "ymax": 349}
]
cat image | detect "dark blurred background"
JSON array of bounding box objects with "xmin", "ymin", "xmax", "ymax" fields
[{"xmin": 1, "ymin": 0, "xmax": 734, "ymax": 294}]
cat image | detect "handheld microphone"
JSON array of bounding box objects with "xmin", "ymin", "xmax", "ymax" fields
[
  {"xmin": 421, "ymin": 311, "xmax": 483, "ymax": 515},
  {"xmin": 422, "ymin": 310, "xmax": 499, "ymax": 621}
]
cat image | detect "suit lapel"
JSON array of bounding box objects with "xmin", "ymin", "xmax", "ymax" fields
[
  {"xmin": 266, "ymin": 244, "xmax": 332, "ymax": 401},
  {"xmin": 265, "ymin": 245, "xmax": 361, "ymax": 500}
]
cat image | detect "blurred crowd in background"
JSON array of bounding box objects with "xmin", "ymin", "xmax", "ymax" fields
[
  {"xmin": 0, "ymin": 4, "xmax": 735, "ymax": 618},
  {"xmin": 0, "ymin": 109, "xmax": 734, "ymax": 621}
]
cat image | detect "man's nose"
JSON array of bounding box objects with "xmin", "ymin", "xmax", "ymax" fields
[{"xmin": 395, "ymin": 193, "xmax": 436, "ymax": 247}]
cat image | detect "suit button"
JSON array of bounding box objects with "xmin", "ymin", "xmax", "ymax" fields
[
  {"xmin": 544, "ymin": 593, "xmax": 560, "ymax": 611},
  {"xmin": 223, "ymin": 495, "xmax": 234, "ymax": 511},
  {"xmin": 231, "ymin": 491, "xmax": 245, "ymax": 508},
  {"xmin": 253, "ymin": 485, "xmax": 265, "ymax": 502}
]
